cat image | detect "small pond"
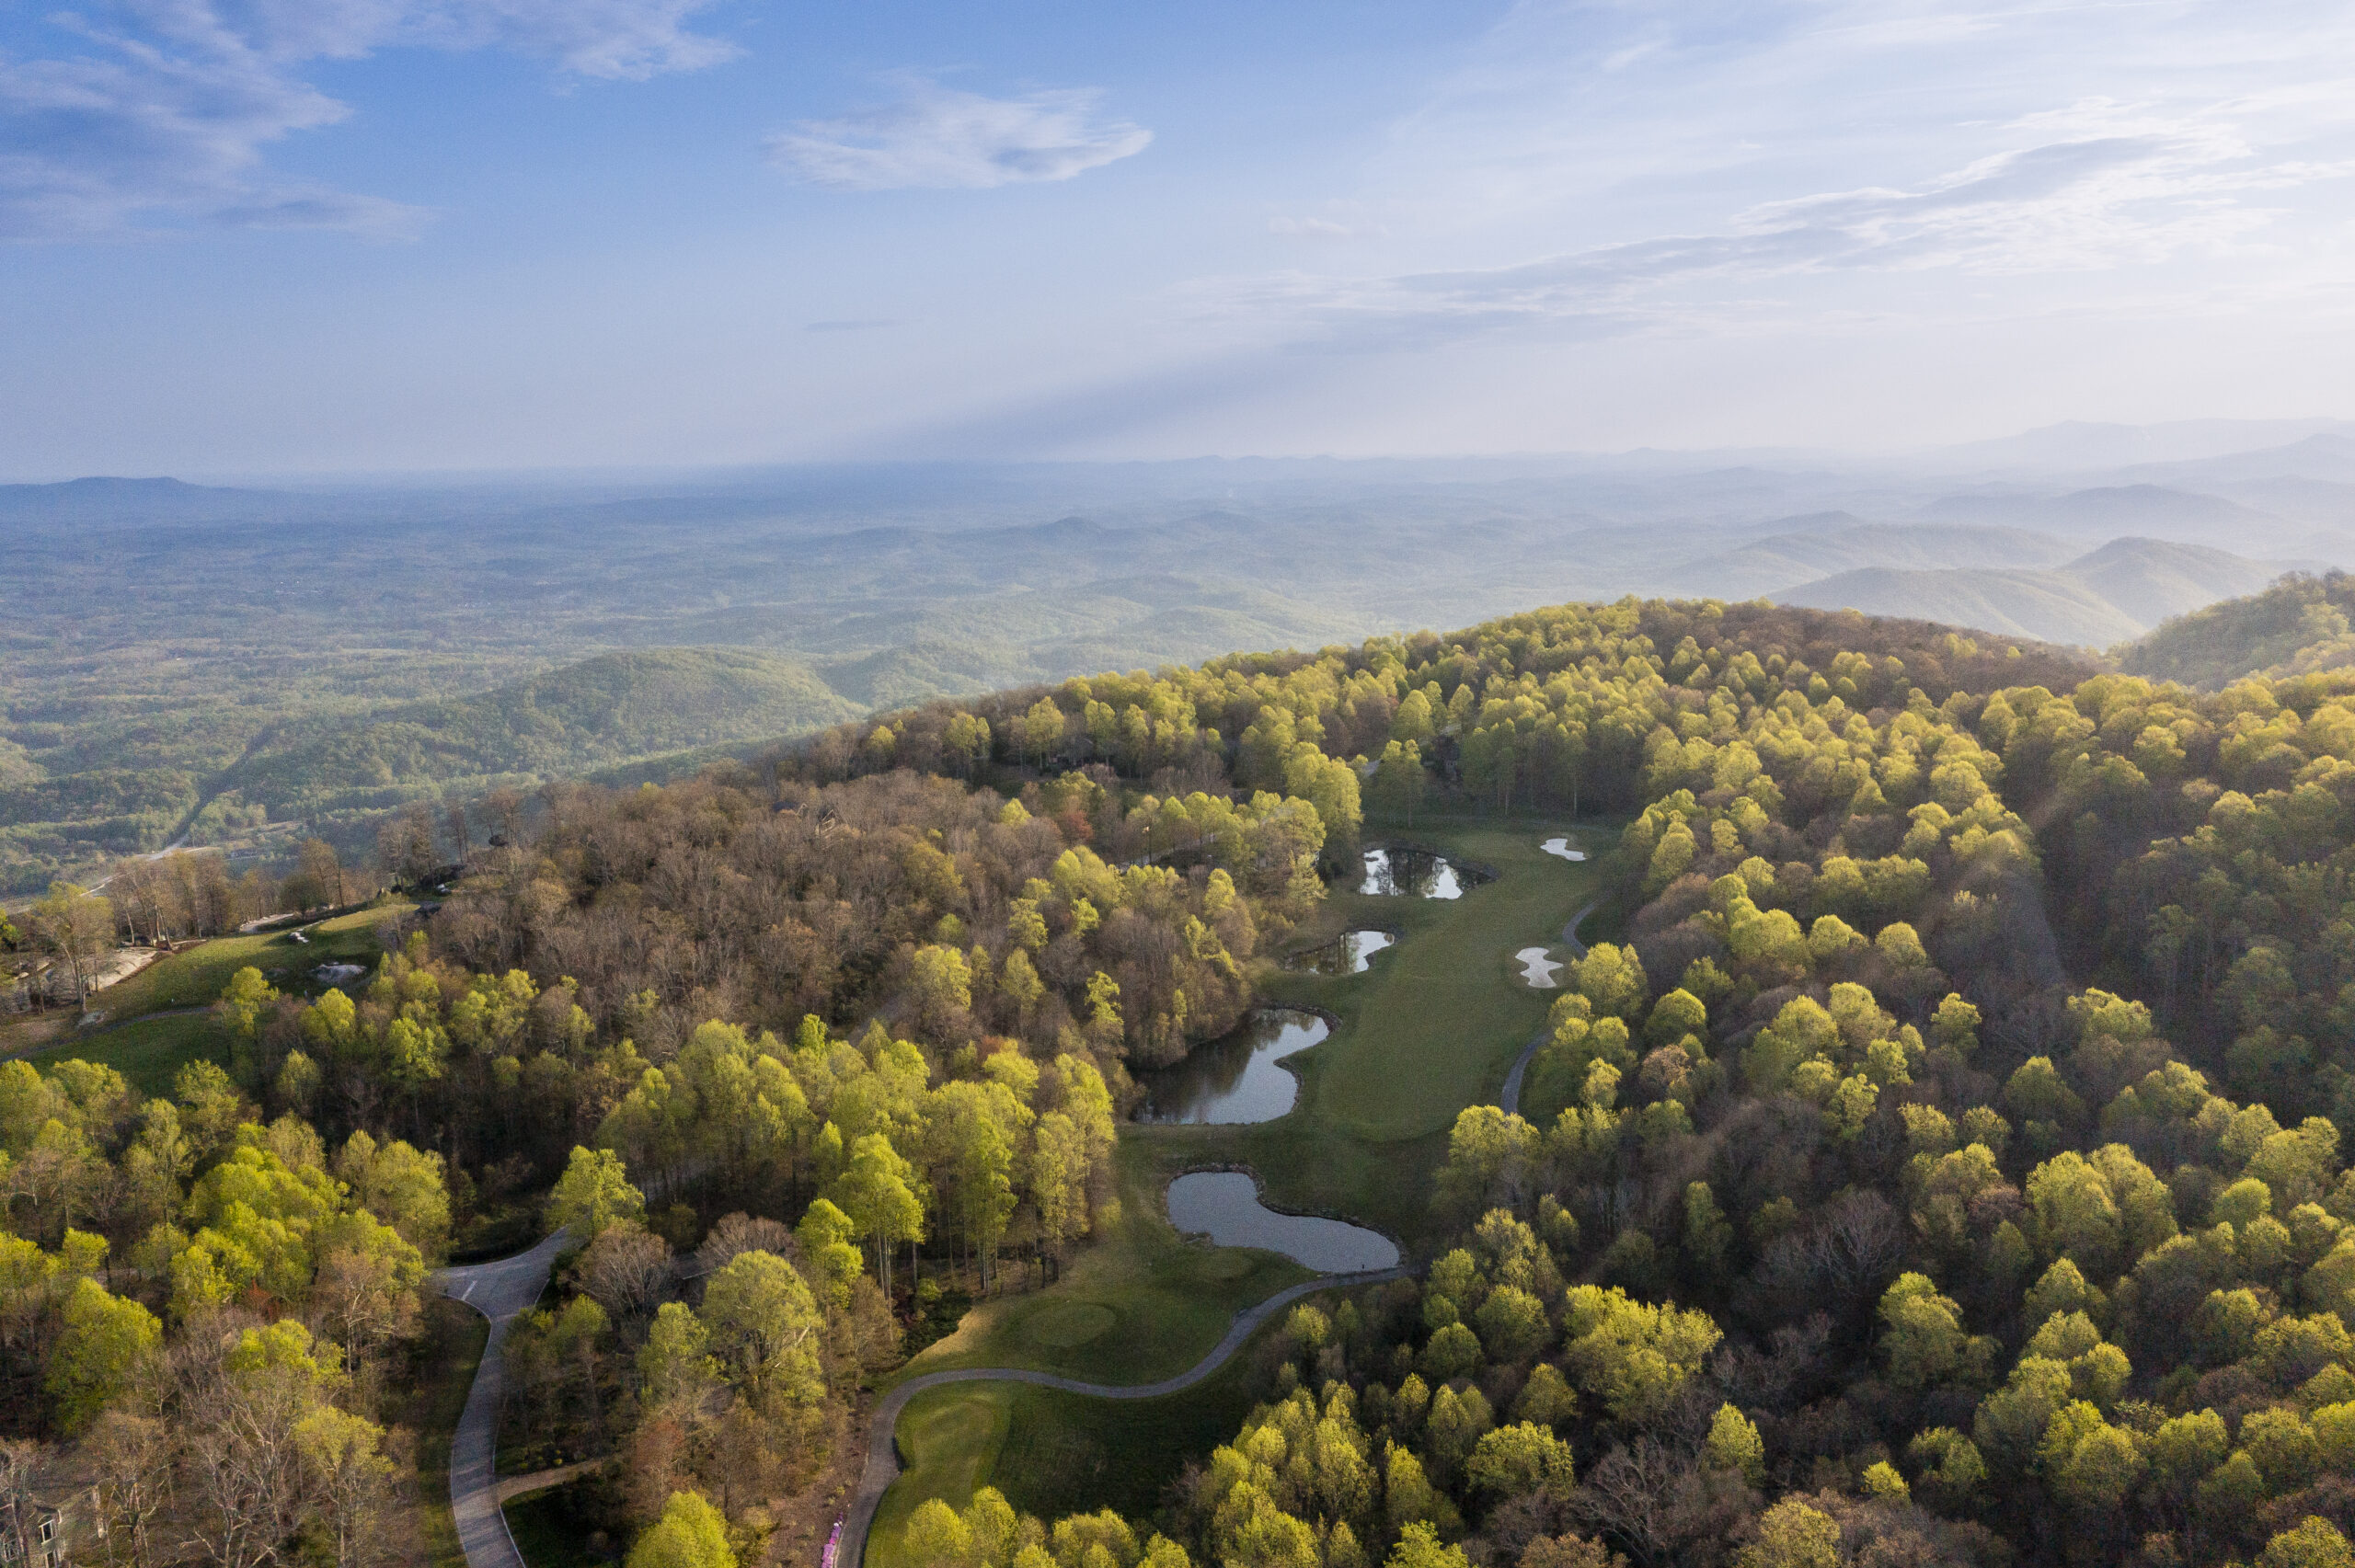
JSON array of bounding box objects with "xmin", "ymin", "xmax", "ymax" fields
[
  {"xmin": 1133, "ymin": 1009, "xmax": 1328, "ymax": 1125},
  {"xmin": 1281, "ymin": 930, "xmax": 1396, "ymax": 975},
  {"xmin": 1166, "ymin": 1172, "xmax": 1400, "ymax": 1273},
  {"xmin": 1541, "ymin": 836, "xmax": 1588, "ymax": 863},
  {"xmin": 1515, "ymin": 947, "xmax": 1562, "ymax": 989},
  {"xmin": 1356, "ymin": 848, "xmax": 1469, "ymax": 898},
  {"xmin": 313, "ymin": 964, "xmax": 367, "ymax": 988}
]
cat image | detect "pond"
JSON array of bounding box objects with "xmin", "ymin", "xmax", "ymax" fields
[
  {"xmin": 1281, "ymin": 930, "xmax": 1396, "ymax": 975},
  {"xmin": 1515, "ymin": 947, "xmax": 1563, "ymax": 989},
  {"xmin": 1165, "ymin": 1172, "xmax": 1400, "ymax": 1273},
  {"xmin": 1356, "ymin": 848, "xmax": 1469, "ymax": 898},
  {"xmin": 1133, "ymin": 1009, "xmax": 1328, "ymax": 1125},
  {"xmin": 1541, "ymin": 836, "xmax": 1588, "ymax": 863}
]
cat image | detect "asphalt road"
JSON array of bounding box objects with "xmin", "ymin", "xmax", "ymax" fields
[
  {"xmin": 842, "ymin": 1265, "xmax": 1411, "ymax": 1568},
  {"xmin": 435, "ymin": 1228, "xmax": 575, "ymax": 1568}
]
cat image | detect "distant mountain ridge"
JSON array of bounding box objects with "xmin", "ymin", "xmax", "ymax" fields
[{"xmin": 1772, "ymin": 537, "xmax": 2294, "ymax": 648}]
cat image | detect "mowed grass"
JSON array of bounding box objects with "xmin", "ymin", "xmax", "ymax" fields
[
  {"xmin": 867, "ymin": 813, "xmax": 1610, "ymax": 1557},
  {"xmin": 890, "ymin": 1141, "xmax": 1310, "ymax": 1385},
  {"xmin": 15, "ymin": 902, "xmax": 407, "ymax": 1093},
  {"xmin": 867, "ymin": 1341, "xmax": 1269, "ymax": 1568}
]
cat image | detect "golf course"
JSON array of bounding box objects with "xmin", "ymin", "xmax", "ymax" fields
[{"xmin": 861, "ymin": 814, "xmax": 1607, "ymax": 1565}]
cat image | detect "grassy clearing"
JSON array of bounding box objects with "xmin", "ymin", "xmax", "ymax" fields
[
  {"xmin": 411, "ymin": 1297, "xmax": 491, "ymax": 1568},
  {"xmin": 32, "ymin": 1012, "xmax": 230, "ymax": 1095},
  {"xmin": 12, "ymin": 902, "xmax": 408, "ymax": 1092},
  {"xmin": 866, "ymin": 813, "xmax": 1610, "ymax": 1557}
]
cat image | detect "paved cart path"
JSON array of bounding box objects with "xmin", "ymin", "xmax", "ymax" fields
[
  {"xmin": 434, "ymin": 1229, "xmax": 575, "ymax": 1568},
  {"xmin": 842, "ymin": 1265, "xmax": 1410, "ymax": 1568}
]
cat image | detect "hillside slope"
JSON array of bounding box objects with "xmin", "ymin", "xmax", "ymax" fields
[
  {"xmin": 208, "ymin": 647, "xmax": 859, "ymax": 828},
  {"xmin": 1774, "ymin": 536, "xmax": 2291, "ymax": 647},
  {"xmin": 1775, "ymin": 565, "xmax": 2143, "ymax": 646},
  {"xmin": 2122, "ymin": 571, "xmax": 2355, "ymax": 687}
]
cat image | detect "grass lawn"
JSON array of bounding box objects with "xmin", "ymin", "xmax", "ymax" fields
[
  {"xmin": 14, "ymin": 901, "xmax": 408, "ymax": 1093},
  {"xmin": 411, "ymin": 1297, "xmax": 492, "ymax": 1568},
  {"xmin": 31, "ymin": 1012, "xmax": 231, "ymax": 1096},
  {"xmin": 866, "ymin": 811, "xmax": 1610, "ymax": 1557}
]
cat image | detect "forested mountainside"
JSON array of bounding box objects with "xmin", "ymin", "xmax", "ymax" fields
[
  {"xmin": 2124, "ymin": 573, "xmax": 2355, "ymax": 689},
  {"xmin": 18, "ymin": 594, "xmax": 2355, "ymax": 1568}
]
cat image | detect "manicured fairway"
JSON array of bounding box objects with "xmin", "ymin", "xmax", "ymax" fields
[{"xmin": 864, "ymin": 813, "xmax": 1609, "ymax": 1559}]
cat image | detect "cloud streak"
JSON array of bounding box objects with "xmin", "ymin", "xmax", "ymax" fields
[
  {"xmin": 767, "ymin": 78, "xmax": 1150, "ymax": 190},
  {"xmin": 0, "ymin": 0, "xmax": 736, "ymax": 241}
]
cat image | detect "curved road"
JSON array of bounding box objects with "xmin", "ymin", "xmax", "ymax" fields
[
  {"xmin": 1499, "ymin": 896, "xmax": 1598, "ymax": 1117},
  {"xmin": 843, "ymin": 1265, "xmax": 1409, "ymax": 1568},
  {"xmin": 434, "ymin": 1229, "xmax": 576, "ymax": 1568}
]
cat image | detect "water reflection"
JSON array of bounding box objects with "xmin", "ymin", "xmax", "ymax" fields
[
  {"xmin": 1541, "ymin": 836, "xmax": 1588, "ymax": 863},
  {"xmin": 1165, "ymin": 1172, "xmax": 1400, "ymax": 1273},
  {"xmin": 1134, "ymin": 1009, "xmax": 1328, "ymax": 1125},
  {"xmin": 1282, "ymin": 930, "xmax": 1396, "ymax": 975},
  {"xmin": 1515, "ymin": 947, "xmax": 1563, "ymax": 988},
  {"xmin": 1357, "ymin": 848, "xmax": 1465, "ymax": 898}
]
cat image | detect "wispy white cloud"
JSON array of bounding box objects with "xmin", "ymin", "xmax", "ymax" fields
[
  {"xmin": 767, "ymin": 78, "xmax": 1150, "ymax": 190},
  {"xmin": 0, "ymin": 0, "xmax": 736, "ymax": 240},
  {"xmin": 1189, "ymin": 1, "xmax": 2355, "ymax": 352}
]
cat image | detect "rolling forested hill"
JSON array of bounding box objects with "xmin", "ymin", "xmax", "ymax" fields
[
  {"xmin": 200, "ymin": 647, "xmax": 860, "ymax": 831},
  {"xmin": 2122, "ymin": 571, "xmax": 2355, "ymax": 688},
  {"xmin": 6, "ymin": 439, "xmax": 2349, "ymax": 892}
]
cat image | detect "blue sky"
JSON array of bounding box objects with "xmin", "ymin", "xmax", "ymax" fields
[{"xmin": 3, "ymin": 0, "xmax": 2352, "ymax": 476}]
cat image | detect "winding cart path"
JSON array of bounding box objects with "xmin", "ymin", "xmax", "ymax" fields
[{"xmin": 842, "ymin": 1265, "xmax": 1410, "ymax": 1568}]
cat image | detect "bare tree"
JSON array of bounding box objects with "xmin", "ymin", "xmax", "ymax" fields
[
  {"xmin": 695, "ymin": 1213, "xmax": 796, "ymax": 1276},
  {"xmin": 29, "ymin": 882, "xmax": 114, "ymax": 1007},
  {"xmin": 578, "ymin": 1227, "xmax": 672, "ymax": 1329},
  {"xmin": 86, "ymin": 1412, "xmax": 175, "ymax": 1568}
]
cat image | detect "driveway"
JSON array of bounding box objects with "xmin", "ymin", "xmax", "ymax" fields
[{"xmin": 435, "ymin": 1228, "xmax": 575, "ymax": 1568}]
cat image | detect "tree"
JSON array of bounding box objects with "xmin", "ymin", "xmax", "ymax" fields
[
  {"xmin": 832, "ymin": 1133, "xmax": 925, "ymax": 1294},
  {"xmin": 48, "ymin": 1278, "xmax": 160, "ymax": 1434},
  {"xmin": 2261, "ymin": 1519, "xmax": 2355, "ymax": 1568},
  {"xmin": 1738, "ymin": 1500, "xmax": 1839, "ymax": 1568},
  {"xmin": 30, "ymin": 881, "xmax": 114, "ymax": 1007},
  {"xmin": 1387, "ymin": 1522, "xmax": 1469, "ymax": 1568},
  {"xmin": 294, "ymin": 1405, "xmax": 397, "ymax": 1568},
  {"xmin": 1467, "ymin": 1422, "xmax": 1576, "ymax": 1501},
  {"xmin": 628, "ymin": 1491, "xmax": 737, "ymax": 1568},
  {"xmin": 1705, "ymin": 1404, "xmax": 1764, "ymax": 1485},
  {"xmin": 546, "ymin": 1146, "xmax": 645, "ymax": 1242},
  {"xmin": 697, "ymin": 1250, "xmax": 825, "ymax": 1413}
]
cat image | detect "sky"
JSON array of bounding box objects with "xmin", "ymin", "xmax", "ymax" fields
[{"xmin": 4, "ymin": 0, "xmax": 2354, "ymax": 477}]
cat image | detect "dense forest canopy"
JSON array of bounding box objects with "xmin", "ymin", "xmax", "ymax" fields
[{"xmin": 19, "ymin": 591, "xmax": 2355, "ymax": 1568}]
